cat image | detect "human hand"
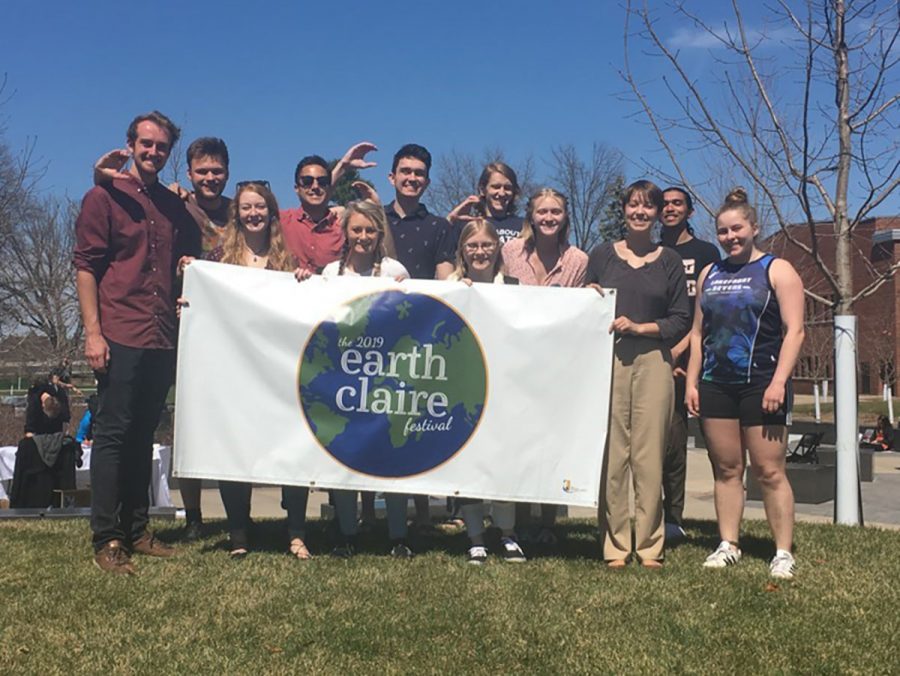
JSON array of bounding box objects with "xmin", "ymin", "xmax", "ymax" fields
[
  {"xmin": 588, "ymin": 283, "xmax": 606, "ymax": 296},
  {"xmin": 168, "ymin": 182, "xmax": 192, "ymax": 201},
  {"xmin": 762, "ymin": 381, "xmax": 785, "ymax": 413},
  {"xmin": 177, "ymin": 256, "xmax": 195, "ymax": 276},
  {"xmin": 294, "ymin": 267, "xmax": 313, "ymax": 282},
  {"xmin": 609, "ymin": 316, "xmax": 639, "ymax": 335},
  {"xmin": 40, "ymin": 392, "xmax": 62, "ymax": 419},
  {"xmin": 85, "ymin": 333, "xmax": 110, "ymax": 373},
  {"xmin": 673, "ymin": 366, "xmax": 687, "ymax": 379},
  {"xmin": 685, "ymin": 385, "xmax": 700, "ymax": 417},
  {"xmin": 460, "ymin": 278, "xmax": 473, "ymax": 287},
  {"xmin": 351, "ymin": 181, "xmax": 380, "ymax": 204},
  {"xmin": 176, "ymin": 297, "xmax": 189, "ymax": 319},
  {"xmin": 447, "ymin": 195, "xmax": 481, "ymax": 224},
  {"xmin": 340, "ymin": 141, "xmax": 378, "ymax": 171},
  {"xmin": 93, "ymin": 148, "xmax": 132, "ymax": 184}
]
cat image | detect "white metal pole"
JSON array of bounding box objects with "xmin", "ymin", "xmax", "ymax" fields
[
  {"xmin": 834, "ymin": 315, "xmax": 860, "ymax": 525},
  {"xmin": 814, "ymin": 381, "xmax": 821, "ymax": 423},
  {"xmin": 889, "ymin": 385, "xmax": 895, "ymax": 426},
  {"xmin": 823, "ymin": 379, "xmax": 828, "ymax": 401}
]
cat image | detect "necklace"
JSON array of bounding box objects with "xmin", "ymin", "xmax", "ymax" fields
[{"xmin": 245, "ymin": 246, "xmax": 267, "ymax": 265}]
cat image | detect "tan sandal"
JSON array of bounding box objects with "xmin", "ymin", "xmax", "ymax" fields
[{"xmin": 289, "ymin": 538, "xmax": 312, "ymax": 560}]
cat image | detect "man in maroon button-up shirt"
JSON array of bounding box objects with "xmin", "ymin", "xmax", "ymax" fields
[{"xmin": 74, "ymin": 110, "xmax": 200, "ymax": 573}]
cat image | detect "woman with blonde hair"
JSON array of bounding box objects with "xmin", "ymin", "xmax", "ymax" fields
[
  {"xmin": 502, "ymin": 188, "xmax": 588, "ymax": 544},
  {"xmin": 447, "ymin": 219, "xmax": 525, "ymax": 563},
  {"xmin": 320, "ymin": 199, "xmax": 408, "ymax": 279},
  {"xmin": 448, "ymin": 219, "xmax": 517, "ymax": 284},
  {"xmin": 686, "ymin": 188, "xmax": 804, "ymax": 579},
  {"xmin": 205, "ymin": 181, "xmax": 311, "ymax": 560},
  {"xmin": 298, "ymin": 199, "xmax": 412, "ymax": 558},
  {"xmin": 501, "ymin": 188, "xmax": 587, "ymax": 288}
]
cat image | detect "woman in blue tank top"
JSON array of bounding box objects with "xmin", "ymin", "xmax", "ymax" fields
[{"xmin": 685, "ymin": 188, "xmax": 805, "ymax": 580}]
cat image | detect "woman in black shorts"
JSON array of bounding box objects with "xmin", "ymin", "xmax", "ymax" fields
[{"xmin": 685, "ymin": 188, "xmax": 805, "ymax": 579}]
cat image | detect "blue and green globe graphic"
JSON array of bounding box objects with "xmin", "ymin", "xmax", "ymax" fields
[{"xmin": 299, "ymin": 290, "xmax": 487, "ymax": 477}]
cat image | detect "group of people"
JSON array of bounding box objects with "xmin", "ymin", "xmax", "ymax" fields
[{"xmin": 72, "ymin": 110, "xmax": 805, "ymax": 580}]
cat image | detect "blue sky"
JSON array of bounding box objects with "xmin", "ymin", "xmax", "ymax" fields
[{"xmin": 2, "ymin": 1, "xmax": 897, "ymax": 231}]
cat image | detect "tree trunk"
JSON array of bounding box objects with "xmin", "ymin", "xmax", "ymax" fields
[{"xmin": 832, "ymin": 0, "xmax": 860, "ymax": 525}]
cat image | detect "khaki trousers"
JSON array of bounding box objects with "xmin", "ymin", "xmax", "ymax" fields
[{"xmin": 601, "ymin": 337, "xmax": 673, "ymax": 562}]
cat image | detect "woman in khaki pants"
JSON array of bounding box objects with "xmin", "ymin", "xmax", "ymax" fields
[{"xmin": 586, "ymin": 180, "xmax": 690, "ymax": 568}]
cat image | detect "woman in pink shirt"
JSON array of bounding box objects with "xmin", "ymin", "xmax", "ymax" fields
[
  {"xmin": 501, "ymin": 188, "xmax": 587, "ymax": 287},
  {"xmin": 501, "ymin": 189, "xmax": 587, "ymax": 544}
]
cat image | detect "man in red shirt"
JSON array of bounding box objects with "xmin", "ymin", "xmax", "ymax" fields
[
  {"xmin": 281, "ymin": 155, "xmax": 343, "ymax": 273},
  {"xmin": 282, "ymin": 142, "xmax": 378, "ymax": 273},
  {"xmin": 74, "ymin": 111, "xmax": 200, "ymax": 574}
]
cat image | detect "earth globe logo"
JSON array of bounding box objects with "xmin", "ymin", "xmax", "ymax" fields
[{"xmin": 298, "ymin": 290, "xmax": 487, "ymax": 477}]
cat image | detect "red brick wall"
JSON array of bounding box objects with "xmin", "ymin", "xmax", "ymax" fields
[{"xmin": 765, "ymin": 217, "xmax": 899, "ymax": 395}]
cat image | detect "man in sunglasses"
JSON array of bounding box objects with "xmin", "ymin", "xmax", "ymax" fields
[
  {"xmin": 283, "ymin": 142, "xmax": 379, "ymax": 274},
  {"xmin": 282, "ymin": 155, "xmax": 343, "ymax": 274}
]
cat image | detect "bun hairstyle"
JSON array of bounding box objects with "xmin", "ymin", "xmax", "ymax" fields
[{"xmin": 717, "ymin": 187, "xmax": 757, "ymax": 225}]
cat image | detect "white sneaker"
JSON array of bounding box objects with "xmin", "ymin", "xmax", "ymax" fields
[
  {"xmin": 500, "ymin": 537, "xmax": 527, "ymax": 563},
  {"xmin": 702, "ymin": 540, "xmax": 742, "ymax": 568},
  {"xmin": 769, "ymin": 550, "xmax": 796, "ymax": 579},
  {"xmin": 467, "ymin": 546, "xmax": 488, "ymax": 565}
]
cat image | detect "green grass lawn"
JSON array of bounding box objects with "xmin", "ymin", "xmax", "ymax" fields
[
  {"xmin": 793, "ymin": 398, "xmax": 897, "ymax": 424},
  {"xmin": 2, "ymin": 517, "xmax": 898, "ymax": 673}
]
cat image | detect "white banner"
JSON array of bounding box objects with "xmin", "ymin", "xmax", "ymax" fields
[{"xmin": 174, "ymin": 261, "xmax": 615, "ymax": 507}]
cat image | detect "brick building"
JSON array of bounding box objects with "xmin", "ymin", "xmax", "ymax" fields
[{"xmin": 765, "ymin": 216, "xmax": 900, "ymax": 395}]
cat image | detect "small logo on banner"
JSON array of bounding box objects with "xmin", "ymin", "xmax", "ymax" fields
[
  {"xmin": 299, "ymin": 290, "xmax": 487, "ymax": 477},
  {"xmin": 562, "ymin": 479, "xmax": 585, "ymax": 495}
]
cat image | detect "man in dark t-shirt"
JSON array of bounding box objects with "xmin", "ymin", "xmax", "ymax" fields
[
  {"xmin": 181, "ymin": 137, "xmax": 232, "ymax": 254},
  {"xmin": 383, "ymin": 143, "xmax": 459, "ymax": 281},
  {"xmin": 660, "ymin": 186, "xmax": 720, "ymax": 540},
  {"xmin": 381, "ymin": 144, "xmax": 460, "ymax": 551}
]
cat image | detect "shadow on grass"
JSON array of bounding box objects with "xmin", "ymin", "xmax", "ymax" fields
[
  {"xmin": 130, "ymin": 513, "xmax": 791, "ymax": 563},
  {"xmin": 154, "ymin": 516, "xmax": 609, "ymax": 561}
]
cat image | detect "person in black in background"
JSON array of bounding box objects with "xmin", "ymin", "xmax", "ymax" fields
[
  {"xmin": 10, "ymin": 377, "xmax": 81, "ymax": 508},
  {"xmin": 659, "ymin": 186, "xmax": 720, "ymax": 542}
]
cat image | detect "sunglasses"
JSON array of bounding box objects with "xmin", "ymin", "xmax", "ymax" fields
[
  {"xmin": 297, "ymin": 175, "xmax": 332, "ymax": 188},
  {"xmin": 235, "ymin": 180, "xmax": 271, "ymax": 191}
]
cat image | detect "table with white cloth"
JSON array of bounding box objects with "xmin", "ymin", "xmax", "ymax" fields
[{"xmin": 0, "ymin": 443, "xmax": 173, "ymax": 507}]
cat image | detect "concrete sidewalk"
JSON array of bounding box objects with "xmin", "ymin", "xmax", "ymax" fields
[{"xmin": 182, "ymin": 450, "xmax": 900, "ymax": 531}]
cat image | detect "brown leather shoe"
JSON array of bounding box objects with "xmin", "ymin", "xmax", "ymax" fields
[
  {"xmin": 94, "ymin": 540, "xmax": 136, "ymax": 575},
  {"xmin": 131, "ymin": 532, "xmax": 176, "ymax": 558}
]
